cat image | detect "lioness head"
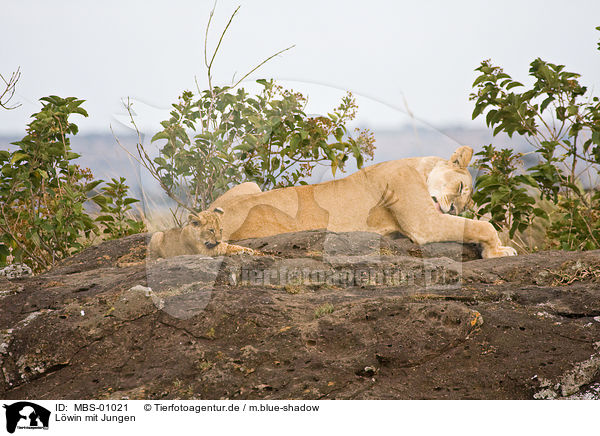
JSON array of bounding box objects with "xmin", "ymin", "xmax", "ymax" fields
[
  {"xmin": 426, "ymin": 145, "xmax": 474, "ymax": 215},
  {"xmin": 185, "ymin": 208, "xmax": 225, "ymax": 250}
]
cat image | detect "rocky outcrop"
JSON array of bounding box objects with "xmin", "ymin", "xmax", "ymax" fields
[{"xmin": 1, "ymin": 231, "xmax": 599, "ymax": 399}]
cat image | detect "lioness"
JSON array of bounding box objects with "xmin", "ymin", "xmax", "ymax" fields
[
  {"xmin": 147, "ymin": 208, "xmax": 257, "ymax": 258},
  {"xmin": 210, "ymin": 146, "xmax": 516, "ymax": 259}
]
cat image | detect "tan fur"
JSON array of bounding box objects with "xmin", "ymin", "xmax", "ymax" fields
[
  {"xmin": 211, "ymin": 146, "xmax": 517, "ymax": 259},
  {"xmin": 147, "ymin": 209, "xmax": 257, "ymax": 258},
  {"xmin": 117, "ymin": 209, "xmax": 256, "ymax": 267}
]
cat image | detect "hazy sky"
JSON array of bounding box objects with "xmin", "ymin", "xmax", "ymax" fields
[{"xmin": 2, "ymin": 0, "xmax": 600, "ymax": 135}]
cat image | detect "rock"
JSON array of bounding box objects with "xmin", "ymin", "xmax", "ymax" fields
[
  {"xmin": 0, "ymin": 276, "xmax": 23, "ymax": 296},
  {"xmin": 1, "ymin": 230, "xmax": 600, "ymax": 399},
  {"xmin": 559, "ymin": 354, "xmax": 600, "ymax": 397},
  {"xmin": 0, "ymin": 263, "xmax": 33, "ymax": 279},
  {"xmin": 234, "ymin": 230, "xmax": 481, "ymax": 262}
]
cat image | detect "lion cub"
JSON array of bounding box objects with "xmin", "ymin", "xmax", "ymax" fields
[{"xmin": 147, "ymin": 207, "xmax": 257, "ymax": 259}]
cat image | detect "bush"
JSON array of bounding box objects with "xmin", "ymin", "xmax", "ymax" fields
[
  {"xmin": 0, "ymin": 96, "xmax": 99, "ymax": 270},
  {"xmin": 472, "ymin": 145, "xmax": 546, "ymax": 239},
  {"xmin": 140, "ymin": 81, "xmax": 375, "ymax": 213},
  {"xmin": 93, "ymin": 177, "xmax": 146, "ymax": 240},
  {"xmin": 469, "ymin": 27, "xmax": 600, "ymax": 251},
  {"xmin": 124, "ymin": 5, "xmax": 375, "ymax": 218},
  {"xmin": 0, "ymin": 96, "xmax": 144, "ymax": 271}
]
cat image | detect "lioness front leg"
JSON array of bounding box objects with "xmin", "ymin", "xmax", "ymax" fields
[
  {"xmin": 451, "ymin": 217, "xmax": 517, "ymax": 258},
  {"xmin": 379, "ymin": 173, "xmax": 516, "ymax": 258},
  {"xmin": 404, "ymin": 212, "xmax": 516, "ymax": 258}
]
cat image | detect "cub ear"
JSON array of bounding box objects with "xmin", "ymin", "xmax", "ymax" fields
[
  {"xmin": 213, "ymin": 207, "xmax": 224, "ymax": 215},
  {"xmin": 189, "ymin": 213, "xmax": 207, "ymax": 225},
  {"xmin": 450, "ymin": 146, "xmax": 473, "ymax": 168}
]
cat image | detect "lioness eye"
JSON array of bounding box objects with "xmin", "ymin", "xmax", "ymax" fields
[
  {"xmin": 209, "ymin": 228, "xmax": 215, "ymax": 233},
  {"xmin": 192, "ymin": 221, "xmax": 198, "ymax": 226},
  {"xmin": 459, "ymin": 182, "xmax": 463, "ymax": 192}
]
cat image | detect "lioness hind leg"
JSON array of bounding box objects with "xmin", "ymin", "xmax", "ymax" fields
[
  {"xmin": 229, "ymin": 204, "xmax": 299, "ymax": 240},
  {"xmin": 211, "ymin": 182, "xmax": 262, "ymax": 208}
]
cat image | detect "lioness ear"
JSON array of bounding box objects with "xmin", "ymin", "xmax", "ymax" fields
[
  {"xmin": 450, "ymin": 146, "xmax": 473, "ymax": 168},
  {"xmin": 213, "ymin": 207, "xmax": 224, "ymax": 215}
]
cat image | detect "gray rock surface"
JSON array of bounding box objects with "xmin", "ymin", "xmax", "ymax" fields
[{"xmin": 1, "ymin": 231, "xmax": 599, "ymax": 399}]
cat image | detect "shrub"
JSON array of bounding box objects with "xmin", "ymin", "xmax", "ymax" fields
[
  {"xmin": 469, "ymin": 27, "xmax": 600, "ymax": 250},
  {"xmin": 0, "ymin": 96, "xmax": 144, "ymax": 271},
  {"xmin": 472, "ymin": 145, "xmax": 547, "ymax": 240},
  {"xmin": 122, "ymin": 5, "xmax": 375, "ymax": 219},
  {"xmin": 93, "ymin": 177, "xmax": 146, "ymax": 239},
  {"xmin": 0, "ymin": 96, "xmax": 99, "ymax": 270},
  {"xmin": 142, "ymin": 82, "xmax": 375, "ymax": 213}
]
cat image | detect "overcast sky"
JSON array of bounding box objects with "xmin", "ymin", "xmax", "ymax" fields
[{"xmin": 2, "ymin": 0, "xmax": 600, "ymax": 135}]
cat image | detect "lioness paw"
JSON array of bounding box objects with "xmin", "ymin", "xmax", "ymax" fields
[{"xmin": 483, "ymin": 245, "xmax": 517, "ymax": 259}]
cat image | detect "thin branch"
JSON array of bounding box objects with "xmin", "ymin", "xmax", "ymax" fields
[
  {"xmin": 224, "ymin": 45, "xmax": 295, "ymax": 93},
  {"xmin": 0, "ymin": 202, "xmax": 48, "ymax": 270},
  {"xmin": 204, "ymin": 0, "xmax": 217, "ymax": 69},
  {"xmin": 0, "ymin": 67, "xmax": 22, "ymax": 110},
  {"xmin": 110, "ymin": 100, "xmax": 195, "ymax": 214},
  {"xmin": 207, "ymin": 6, "xmax": 240, "ymax": 72}
]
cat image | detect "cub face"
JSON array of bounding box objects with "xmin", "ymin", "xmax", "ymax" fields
[
  {"xmin": 184, "ymin": 208, "xmax": 225, "ymax": 250},
  {"xmin": 427, "ymin": 146, "xmax": 474, "ymax": 215}
]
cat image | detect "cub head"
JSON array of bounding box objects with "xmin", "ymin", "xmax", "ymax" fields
[
  {"xmin": 427, "ymin": 146, "xmax": 474, "ymax": 215},
  {"xmin": 185, "ymin": 207, "xmax": 225, "ymax": 250}
]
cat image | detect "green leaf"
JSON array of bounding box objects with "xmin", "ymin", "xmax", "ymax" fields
[
  {"xmin": 10, "ymin": 152, "xmax": 28, "ymax": 164},
  {"xmin": 472, "ymin": 75, "xmax": 488, "ymax": 87},
  {"xmin": 83, "ymin": 180, "xmax": 103, "ymax": 195},
  {"xmin": 151, "ymin": 131, "xmax": 170, "ymax": 142},
  {"xmin": 35, "ymin": 169, "xmax": 49, "ymax": 179},
  {"xmin": 472, "ymin": 104, "xmax": 485, "ymax": 120},
  {"xmin": 154, "ymin": 157, "xmax": 168, "ymax": 167},
  {"xmin": 92, "ymin": 195, "xmax": 109, "ymax": 206},
  {"xmin": 540, "ymin": 96, "xmax": 554, "ymax": 113},
  {"xmin": 514, "ymin": 174, "xmax": 538, "ymax": 187}
]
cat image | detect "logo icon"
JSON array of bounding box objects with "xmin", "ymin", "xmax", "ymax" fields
[{"xmin": 3, "ymin": 402, "xmax": 50, "ymax": 434}]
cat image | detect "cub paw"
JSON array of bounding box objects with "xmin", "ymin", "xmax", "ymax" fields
[
  {"xmin": 236, "ymin": 246, "xmax": 259, "ymax": 255},
  {"xmin": 483, "ymin": 245, "xmax": 517, "ymax": 259},
  {"xmin": 225, "ymin": 244, "xmax": 261, "ymax": 256}
]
